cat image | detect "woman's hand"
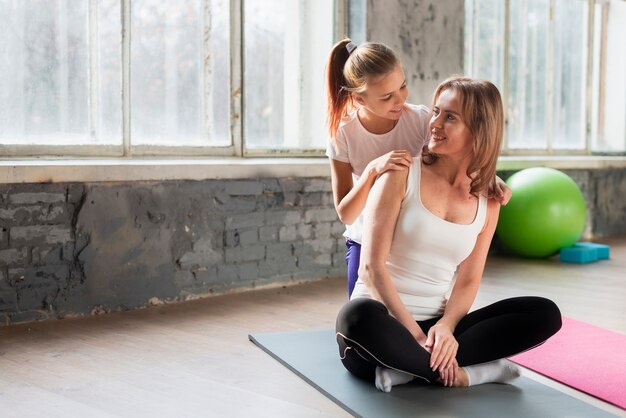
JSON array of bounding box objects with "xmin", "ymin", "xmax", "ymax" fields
[
  {"xmin": 437, "ymin": 358, "xmax": 459, "ymax": 387},
  {"xmin": 425, "ymin": 323, "xmax": 459, "ymax": 373},
  {"xmin": 367, "ymin": 150, "xmax": 412, "ymax": 176}
]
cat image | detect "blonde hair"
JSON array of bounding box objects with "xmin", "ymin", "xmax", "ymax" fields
[
  {"xmin": 325, "ymin": 39, "xmax": 399, "ymax": 141},
  {"xmin": 423, "ymin": 76, "xmax": 504, "ymax": 198}
]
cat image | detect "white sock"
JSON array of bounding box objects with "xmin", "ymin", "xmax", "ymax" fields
[
  {"xmin": 375, "ymin": 366, "xmax": 415, "ymax": 393},
  {"xmin": 463, "ymin": 359, "xmax": 521, "ymax": 386}
]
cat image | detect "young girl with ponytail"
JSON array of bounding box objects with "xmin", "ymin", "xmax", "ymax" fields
[{"xmin": 326, "ymin": 39, "xmax": 432, "ymax": 297}]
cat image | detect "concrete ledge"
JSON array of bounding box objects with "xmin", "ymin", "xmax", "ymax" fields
[
  {"xmin": 1, "ymin": 156, "xmax": 625, "ymax": 184},
  {"xmin": 497, "ymin": 156, "xmax": 626, "ymax": 171},
  {"xmin": 0, "ymin": 158, "xmax": 332, "ymax": 184}
]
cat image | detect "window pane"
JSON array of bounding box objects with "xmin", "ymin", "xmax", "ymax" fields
[
  {"xmin": 507, "ymin": 0, "xmax": 549, "ymax": 149},
  {"xmin": 464, "ymin": 0, "xmax": 504, "ymax": 91},
  {"xmin": 210, "ymin": 0, "xmax": 230, "ymax": 146},
  {"xmin": 244, "ymin": 0, "xmax": 334, "ymax": 150},
  {"xmin": 552, "ymin": 0, "xmax": 586, "ymax": 150},
  {"xmin": 99, "ymin": 0, "xmax": 124, "ymax": 144},
  {"xmin": 593, "ymin": 0, "xmax": 626, "ymax": 152},
  {"xmin": 348, "ymin": 0, "xmax": 367, "ymax": 45},
  {"xmin": 0, "ymin": 0, "xmax": 121, "ymax": 146},
  {"xmin": 131, "ymin": 0, "xmax": 230, "ymax": 147}
]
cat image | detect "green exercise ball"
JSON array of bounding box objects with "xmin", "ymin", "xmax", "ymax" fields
[{"xmin": 496, "ymin": 167, "xmax": 587, "ymax": 258}]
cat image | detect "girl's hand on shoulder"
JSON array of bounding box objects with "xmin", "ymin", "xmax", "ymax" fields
[
  {"xmin": 368, "ymin": 150, "xmax": 412, "ymax": 176},
  {"xmin": 425, "ymin": 323, "xmax": 458, "ymax": 373},
  {"xmin": 493, "ymin": 176, "xmax": 512, "ymax": 206}
]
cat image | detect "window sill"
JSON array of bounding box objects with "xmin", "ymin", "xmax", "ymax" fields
[
  {"xmin": 0, "ymin": 158, "xmax": 332, "ymax": 184},
  {"xmin": 496, "ymin": 155, "xmax": 626, "ymax": 170},
  {"xmin": 0, "ymin": 156, "xmax": 625, "ymax": 184}
]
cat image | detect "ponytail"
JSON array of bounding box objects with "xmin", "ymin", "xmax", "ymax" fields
[
  {"xmin": 325, "ymin": 39, "xmax": 354, "ymax": 142},
  {"xmin": 325, "ymin": 39, "xmax": 400, "ymax": 142}
]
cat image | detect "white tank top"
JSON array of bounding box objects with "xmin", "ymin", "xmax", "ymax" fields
[{"xmin": 351, "ymin": 158, "xmax": 488, "ymax": 320}]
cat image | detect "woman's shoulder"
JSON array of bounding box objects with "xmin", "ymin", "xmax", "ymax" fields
[
  {"xmin": 376, "ymin": 158, "xmax": 418, "ymax": 202},
  {"xmin": 375, "ymin": 169, "xmax": 411, "ymax": 204}
]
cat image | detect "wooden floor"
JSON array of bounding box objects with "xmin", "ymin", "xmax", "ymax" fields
[{"xmin": 1, "ymin": 236, "xmax": 625, "ymax": 417}]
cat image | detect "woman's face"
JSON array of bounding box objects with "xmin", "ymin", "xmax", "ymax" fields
[
  {"xmin": 428, "ymin": 89, "xmax": 473, "ymax": 157},
  {"xmin": 353, "ymin": 64, "xmax": 408, "ymax": 121}
]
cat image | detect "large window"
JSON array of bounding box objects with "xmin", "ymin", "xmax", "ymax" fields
[
  {"xmin": 244, "ymin": 0, "xmax": 333, "ymax": 154},
  {"xmin": 0, "ymin": 1, "xmax": 122, "ymax": 149},
  {"xmin": 130, "ymin": 0, "xmax": 230, "ymax": 150},
  {"xmin": 0, "ymin": 0, "xmax": 335, "ymax": 157},
  {"xmin": 465, "ymin": 0, "xmax": 626, "ymax": 154}
]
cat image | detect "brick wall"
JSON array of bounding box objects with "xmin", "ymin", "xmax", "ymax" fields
[
  {"xmin": 0, "ymin": 178, "xmax": 346, "ymax": 325},
  {"xmin": 0, "ymin": 184, "xmax": 85, "ymax": 324}
]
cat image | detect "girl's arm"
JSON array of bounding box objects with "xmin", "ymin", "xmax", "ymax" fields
[
  {"xmin": 329, "ymin": 150, "xmax": 412, "ymax": 225},
  {"xmin": 358, "ymin": 168, "xmax": 428, "ymax": 344},
  {"xmin": 427, "ymin": 198, "xmax": 501, "ymax": 371}
]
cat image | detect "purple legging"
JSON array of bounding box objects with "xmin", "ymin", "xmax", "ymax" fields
[{"xmin": 345, "ymin": 239, "xmax": 361, "ymax": 298}]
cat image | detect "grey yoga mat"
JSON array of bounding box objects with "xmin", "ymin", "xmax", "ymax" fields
[{"xmin": 249, "ymin": 328, "xmax": 614, "ymax": 418}]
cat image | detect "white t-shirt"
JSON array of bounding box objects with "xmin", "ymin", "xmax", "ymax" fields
[
  {"xmin": 326, "ymin": 103, "xmax": 431, "ymax": 243},
  {"xmin": 351, "ymin": 158, "xmax": 488, "ymax": 320}
]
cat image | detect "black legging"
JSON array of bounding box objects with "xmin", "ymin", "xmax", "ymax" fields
[{"xmin": 335, "ymin": 296, "xmax": 562, "ymax": 384}]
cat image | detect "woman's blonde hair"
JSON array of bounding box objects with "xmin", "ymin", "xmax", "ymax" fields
[
  {"xmin": 325, "ymin": 39, "xmax": 399, "ymax": 141},
  {"xmin": 423, "ymin": 76, "xmax": 504, "ymax": 198}
]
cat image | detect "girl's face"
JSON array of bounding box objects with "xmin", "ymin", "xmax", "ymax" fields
[
  {"xmin": 354, "ymin": 64, "xmax": 408, "ymax": 121},
  {"xmin": 428, "ymin": 89, "xmax": 473, "ymax": 157}
]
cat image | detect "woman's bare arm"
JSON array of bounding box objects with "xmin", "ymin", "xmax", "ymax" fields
[{"xmin": 358, "ymin": 168, "xmax": 427, "ymax": 344}]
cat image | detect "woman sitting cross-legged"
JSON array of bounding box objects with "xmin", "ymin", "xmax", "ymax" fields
[{"xmin": 335, "ymin": 76, "xmax": 562, "ymax": 392}]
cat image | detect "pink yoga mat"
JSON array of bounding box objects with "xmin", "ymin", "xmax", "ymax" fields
[{"xmin": 509, "ymin": 316, "xmax": 626, "ymax": 410}]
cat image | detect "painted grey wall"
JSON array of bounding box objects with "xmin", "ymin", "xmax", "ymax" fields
[
  {"xmin": 365, "ymin": 0, "xmax": 465, "ymax": 105},
  {"xmin": 584, "ymin": 169, "xmax": 626, "ymax": 237}
]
